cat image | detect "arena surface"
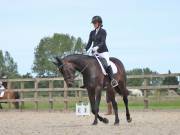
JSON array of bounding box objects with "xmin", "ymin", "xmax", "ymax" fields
[{"xmin": 0, "ymin": 110, "xmax": 180, "ymax": 135}]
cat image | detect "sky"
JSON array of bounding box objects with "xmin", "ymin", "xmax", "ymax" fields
[{"xmin": 0, "ymin": 0, "xmax": 180, "ymax": 74}]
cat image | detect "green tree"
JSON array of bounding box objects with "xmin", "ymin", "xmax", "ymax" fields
[
  {"xmin": 0, "ymin": 50, "xmax": 19, "ymax": 78},
  {"xmin": 4, "ymin": 51, "xmax": 19, "ymax": 78},
  {"xmin": 21, "ymin": 72, "xmax": 33, "ymax": 78},
  {"xmin": 163, "ymin": 70, "xmax": 179, "ymax": 85},
  {"xmin": 32, "ymin": 33, "xmax": 85, "ymax": 77},
  {"xmin": 0, "ymin": 50, "xmax": 5, "ymax": 76}
]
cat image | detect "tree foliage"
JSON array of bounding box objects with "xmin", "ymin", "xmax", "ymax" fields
[
  {"xmin": 163, "ymin": 70, "xmax": 179, "ymax": 85},
  {"xmin": 0, "ymin": 50, "xmax": 19, "ymax": 78},
  {"xmin": 32, "ymin": 33, "xmax": 85, "ymax": 77}
]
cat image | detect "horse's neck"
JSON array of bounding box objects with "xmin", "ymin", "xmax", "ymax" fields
[
  {"xmin": 69, "ymin": 56, "xmax": 90, "ymax": 72},
  {"xmin": 67, "ymin": 55, "xmax": 98, "ymax": 75}
]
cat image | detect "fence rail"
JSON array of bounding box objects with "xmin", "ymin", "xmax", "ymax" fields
[{"xmin": 0, "ymin": 73, "xmax": 180, "ymax": 111}]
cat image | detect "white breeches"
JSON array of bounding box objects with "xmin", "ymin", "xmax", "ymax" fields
[{"xmin": 98, "ymin": 52, "xmax": 111, "ymax": 66}]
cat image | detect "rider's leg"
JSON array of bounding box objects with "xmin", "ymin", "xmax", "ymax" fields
[
  {"xmin": 106, "ymin": 66, "xmax": 118, "ymax": 87},
  {"xmin": 98, "ymin": 52, "xmax": 118, "ymax": 87}
]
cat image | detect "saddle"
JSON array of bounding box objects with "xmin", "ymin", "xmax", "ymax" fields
[
  {"xmin": 94, "ymin": 54, "xmax": 117, "ymax": 75},
  {"xmin": 80, "ymin": 56, "xmax": 118, "ymax": 89}
]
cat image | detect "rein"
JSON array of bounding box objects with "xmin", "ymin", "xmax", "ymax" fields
[
  {"xmin": 74, "ymin": 51, "xmax": 97, "ymax": 78},
  {"xmin": 59, "ymin": 62, "xmax": 89, "ymax": 79},
  {"xmin": 74, "ymin": 63, "xmax": 89, "ymax": 78},
  {"xmin": 58, "ymin": 51, "xmax": 95, "ymax": 80}
]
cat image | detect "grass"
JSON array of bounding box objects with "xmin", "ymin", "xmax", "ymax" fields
[{"xmin": 1, "ymin": 97, "xmax": 180, "ymax": 111}]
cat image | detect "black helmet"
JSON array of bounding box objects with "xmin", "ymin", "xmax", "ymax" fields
[{"xmin": 91, "ymin": 16, "xmax": 103, "ymax": 24}]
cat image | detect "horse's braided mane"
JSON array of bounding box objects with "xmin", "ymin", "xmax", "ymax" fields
[{"xmin": 63, "ymin": 54, "xmax": 94, "ymax": 61}]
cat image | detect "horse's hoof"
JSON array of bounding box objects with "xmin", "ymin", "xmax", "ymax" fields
[
  {"xmin": 103, "ymin": 118, "xmax": 109, "ymax": 124},
  {"xmin": 114, "ymin": 119, "xmax": 119, "ymax": 125},
  {"xmin": 92, "ymin": 121, "xmax": 98, "ymax": 125},
  {"xmin": 127, "ymin": 117, "xmax": 132, "ymax": 123},
  {"xmin": 114, "ymin": 122, "xmax": 119, "ymax": 126}
]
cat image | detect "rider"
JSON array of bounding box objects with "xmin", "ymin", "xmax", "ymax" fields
[
  {"xmin": 86, "ymin": 16, "xmax": 118, "ymax": 87},
  {"xmin": 0, "ymin": 81, "xmax": 5, "ymax": 95}
]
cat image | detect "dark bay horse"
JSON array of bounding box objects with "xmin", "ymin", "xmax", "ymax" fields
[
  {"xmin": 53, "ymin": 54, "xmax": 132, "ymax": 125},
  {"xmin": 0, "ymin": 90, "xmax": 20, "ymax": 109}
]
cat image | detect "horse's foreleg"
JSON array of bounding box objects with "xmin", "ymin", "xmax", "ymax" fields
[
  {"xmin": 92, "ymin": 88, "xmax": 102, "ymax": 125},
  {"xmin": 88, "ymin": 88, "xmax": 108, "ymax": 125},
  {"xmin": 107, "ymin": 88, "xmax": 119, "ymax": 125},
  {"xmin": 87, "ymin": 90, "xmax": 98, "ymax": 124},
  {"xmin": 0, "ymin": 103, "xmax": 2, "ymax": 109},
  {"xmin": 123, "ymin": 95, "xmax": 132, "ymax": 123}
]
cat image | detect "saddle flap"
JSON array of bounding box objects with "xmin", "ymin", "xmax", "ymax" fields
[{"xmin": 94, "ymin": 55, "xmax": 117, "ymax": 75}]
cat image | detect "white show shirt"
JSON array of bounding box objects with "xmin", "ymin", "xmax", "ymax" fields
[{"xmin": 95, "ymin": 27, "xmax": 100, "ymax": 35}]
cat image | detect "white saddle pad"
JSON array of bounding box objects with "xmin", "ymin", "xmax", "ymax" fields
[
  {"xmin": 95, "ymin": 56, "xmax": 118, "ymax": 75},
  {"xmin": 0, "ymin": 91, "xmax": 5, "ymax": 97}
]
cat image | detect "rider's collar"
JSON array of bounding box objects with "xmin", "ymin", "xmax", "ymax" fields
[{"xmin": 95, "ymin": 27, "xmax": 100, "ymax": 35}]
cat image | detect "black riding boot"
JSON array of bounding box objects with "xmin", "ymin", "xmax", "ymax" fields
[{"xmin": 106, "ymin": 66, "xmax": 118, "ymax": 87}]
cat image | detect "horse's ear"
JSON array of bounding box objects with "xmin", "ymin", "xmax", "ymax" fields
[
  {"xmin": 55, "ymin": 57, "xmax": 63, "ymax": 65},
  {"xmin": 52, "ymin": 61, "xmax": 59, "ymax": 66}
]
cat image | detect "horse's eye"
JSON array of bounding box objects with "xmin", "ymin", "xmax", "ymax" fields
[
  {"xmin": 59, "ymin": 68, "xmax": 64, "ymax": 74},
  {"xmin": 61, "ymin": 69, "xmax": 64, "ymax": 74}
]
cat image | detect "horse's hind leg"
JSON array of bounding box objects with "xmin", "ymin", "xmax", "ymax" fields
[
  {"xmin": 123, "ymin": 92, "xmax": 132, "ymax": 123},
  {"xmin": 117, "ymin": 81, "xmax": 132, "ymax": 123},
  {"xmin": 0, "ymin": 103, "xmax": 2, "ymax": 109}
]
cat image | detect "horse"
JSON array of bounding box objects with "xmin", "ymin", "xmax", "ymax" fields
[
  {"xmin": 128, "ymin": 89, "xmax": 143, "ymax": 97},
  {"xmin": 0, "ymin": 90, "xmax": 20, "ymax": 109},
  {"xmin": 53, "ymin": 54, "xmax": 132, "ymax": 125}
]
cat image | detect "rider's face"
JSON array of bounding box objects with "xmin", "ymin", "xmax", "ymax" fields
[{"xmin": 93, "ymin": 22, "xmax": 99, "ymax": 29}]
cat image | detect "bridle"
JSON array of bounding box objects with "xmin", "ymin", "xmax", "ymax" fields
[
  {"xmin": 74, "ymin": 63, "xmax": 89, "ymax": 78},
  {"xmin": 59, "ymin": 62, "xmax": 89, "ymax": 80},
  {"xmin": 57, "ymin": 50, "xmax": 95, "ymax": 82}
]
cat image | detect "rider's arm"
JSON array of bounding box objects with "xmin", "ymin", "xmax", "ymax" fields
[{"xmin": 85, "ymin": 31, "xmax": 93, "ymax": 51}]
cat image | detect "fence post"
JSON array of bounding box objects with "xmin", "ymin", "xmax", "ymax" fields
[
  {"xmin": 75, "ymin": 90, "xmax": 78, "ymax": 98},
  {"xmin": 34, "ymin": 79, "xmax": 39, "ymax": 111},
  {"xmin": 20, "ymin": 82, "xmax": 24, "ymax": 111},
  {"xmin": 64, "ymin": 81, "xmax": 68, "ymax": 111},
  {"xmin": 48, "ymin": 80, "xmax": 53, "ymax": 112},
  {"xmin": 7, "ymin": 81, "xmax": 12, "ymax": 109},
  {"xmin": 157, "ymin": 89, "xmax": 161, "ymax": 103},
  {"xmin": 78, "ymin": 78, "xmax": 83, "ymax": 101},
  {"xmin": 143, "ymin": 79, "xmax": 149, "ymax": 109}
]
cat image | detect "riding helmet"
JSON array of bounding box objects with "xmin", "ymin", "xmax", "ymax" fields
[{"xmin": 91, "ymin": 16, "xmax": 103, "ymax": 24}]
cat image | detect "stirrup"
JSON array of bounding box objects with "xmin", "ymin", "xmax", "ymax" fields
[{"xmin": 111, "ymin": 79, "xmax": 118, "ymax": 88}]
